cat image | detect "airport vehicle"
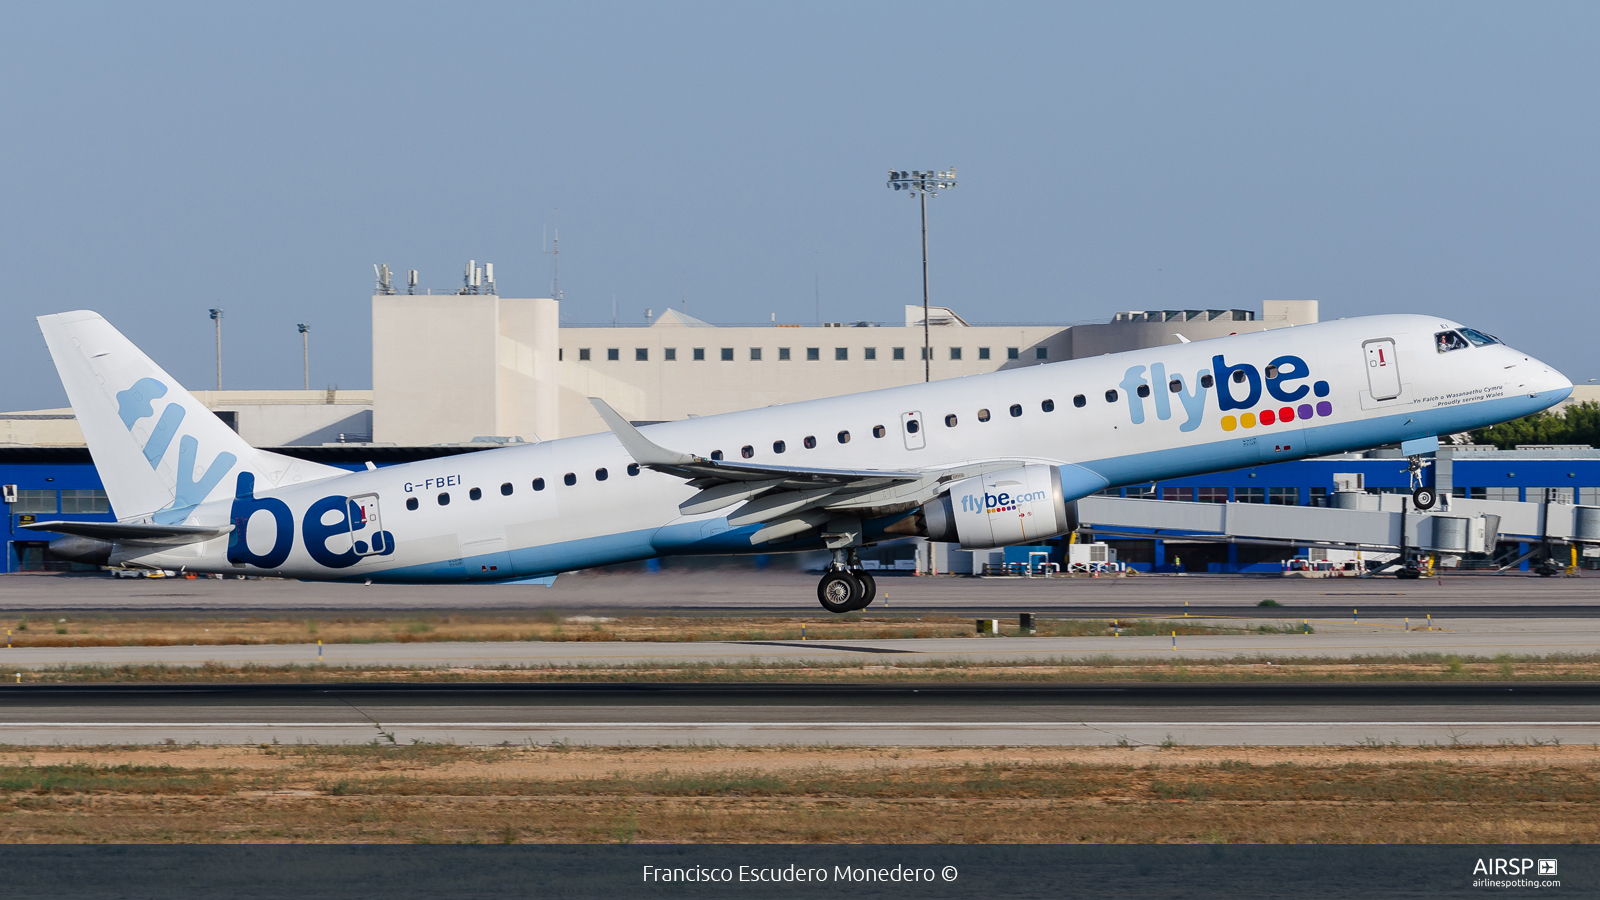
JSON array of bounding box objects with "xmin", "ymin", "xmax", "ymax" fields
[{"xmin": 30, "ymin": 311, "xmax": 1570, "ymax": 611}]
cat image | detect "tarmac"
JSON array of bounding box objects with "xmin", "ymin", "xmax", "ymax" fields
[{"xmin": 0, "ymin": 682, "xmax": 1593, "ymax": 747}]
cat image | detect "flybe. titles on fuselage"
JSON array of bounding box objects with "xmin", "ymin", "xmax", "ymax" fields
[{"xmin": 1118, "ymin": 354, "xmax": 1335, "ymax": 433}]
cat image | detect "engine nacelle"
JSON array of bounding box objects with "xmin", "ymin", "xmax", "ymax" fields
[{"xmin": 922, "ymin": 464, "xmax": 1071, "ymax": 549}]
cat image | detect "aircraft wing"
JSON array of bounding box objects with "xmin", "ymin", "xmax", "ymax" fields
[{"xmin": 590, "ymin": 398, "xmax": 937, "ymax": 540}]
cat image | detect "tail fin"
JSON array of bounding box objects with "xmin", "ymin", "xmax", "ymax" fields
[{"xmin": 38, "ymin": 310, "xmax": 347, "ymax": 523}]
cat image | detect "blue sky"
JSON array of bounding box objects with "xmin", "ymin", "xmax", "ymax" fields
[{"xmin": 3, "ymin": 1, "xmax": 1597, "ymax": 409}]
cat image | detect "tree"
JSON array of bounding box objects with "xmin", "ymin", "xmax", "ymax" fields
[{"xmin": 1471, "ymin": 401, "xmax": 1600, "ymax": 449}]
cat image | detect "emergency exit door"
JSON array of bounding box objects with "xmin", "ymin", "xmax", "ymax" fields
[
  {"xmin": 347, "ymin": 493, "xmax": 387, "ymax": 556},
  {"xmin": 1363, "ymin": 339, "xmax": 1401, "ymax": 400}
]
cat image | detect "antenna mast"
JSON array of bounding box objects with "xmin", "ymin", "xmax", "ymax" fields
[{"xmin": 545, "ymin": 210, "xmax": 561, "ymax": 305}]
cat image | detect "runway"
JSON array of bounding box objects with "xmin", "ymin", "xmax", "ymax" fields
[
  {"xmin": 1, "ymin": 682, "xmax": 1594, "ymax": 747},
  {"xmin": 2, "ymin": 570, "xmax": 1597, "ymax": 618},
  {"xmin": 4, "ymin": 615, "xmax": 1598, "ymax": 669}
]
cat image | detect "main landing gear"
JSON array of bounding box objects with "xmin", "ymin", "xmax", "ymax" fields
[{"xmin": 817, "ymin": 548, "xmax": 877, "ymax": 614}]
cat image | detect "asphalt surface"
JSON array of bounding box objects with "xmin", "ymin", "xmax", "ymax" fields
[
  {"xmin": 4, "ymin": 615, "xmax": 1600, "ymax": 669},
  {"xmin": 1, "ymin": 682, "xmax": 1593, "ymax": 747},
  {"xmin": 2, "ymin": 570, "xmax": 1598, "ymax": 617}
]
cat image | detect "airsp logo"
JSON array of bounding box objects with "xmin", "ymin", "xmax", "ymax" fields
[{"xmin": 1471, "ymin": 858, "xmax": 1554, "ymax": 876}]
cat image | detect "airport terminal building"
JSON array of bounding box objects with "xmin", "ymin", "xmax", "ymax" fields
[{"xmin": 5, "ymin": 293, "xmax": 1598, "ymax": 573}]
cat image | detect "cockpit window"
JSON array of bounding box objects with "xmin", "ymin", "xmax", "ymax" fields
[
  {"xmin": 1436, "ymin": 330, "xmax": 1471, "ymax": 353},
  {"xmin": 1458, "ymin": 327, "xmax": 1500, "ymax": 346}
]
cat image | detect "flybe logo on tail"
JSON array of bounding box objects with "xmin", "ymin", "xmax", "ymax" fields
[
  {"xmin": 1120, "ymin": 355, "xmax": 1336, "ymax": 432},
  {"xmin": 114, "ymin": 377, "xmax": 236, "ymax": 523}
]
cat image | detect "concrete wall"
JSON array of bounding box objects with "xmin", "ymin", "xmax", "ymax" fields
[{"xmin": 372, "ymin": 294, "xmax": 559, "ymax": 445}]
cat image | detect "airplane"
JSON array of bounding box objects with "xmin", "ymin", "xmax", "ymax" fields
[{"xmin": 28, "ymin": 310, "xmax": 1571, "ymax": 612}]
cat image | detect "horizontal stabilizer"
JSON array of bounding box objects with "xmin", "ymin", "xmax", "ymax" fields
[{"xmin": 20, "ymin": 520, "xmax": 233, "ymax": 542}]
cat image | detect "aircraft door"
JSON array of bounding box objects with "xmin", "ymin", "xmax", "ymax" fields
[
  {"xmin": 1363, "ymin": 339, "xmax": 1401, "ymax": 400},
  {"xmin": 347, "ymin": 493, "xmax": 388, "ymax": 556},
  {"xmin": 901, "ymin": 411, "xmax": 926, "ymax": 450}
]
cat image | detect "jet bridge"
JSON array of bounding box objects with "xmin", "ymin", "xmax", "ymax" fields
[{"xmin": 1074, "ymin": 494, "xmax": 1600, "ymax": 558}]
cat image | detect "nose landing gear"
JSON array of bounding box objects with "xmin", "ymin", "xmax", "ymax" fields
[{"xmin": 816, "ymin": 548, "xmax": 877, "ymax": 614}]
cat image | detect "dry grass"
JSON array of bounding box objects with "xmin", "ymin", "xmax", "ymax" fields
[
  {"xmin": 0, "ymin": 612, "xmax": 1273, "ymax": 648},
  {"xmin": 13, "ymin": 653, "xmax": 1600, "ymax": 684},
  {"xmin": 0, "ymin": 744, "xmax": 1596, "ymax": 843}
]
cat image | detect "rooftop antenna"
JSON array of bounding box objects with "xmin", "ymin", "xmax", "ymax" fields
[
  {"xmin": 407, "ymin": 269, "xmax": 417, "ymax": 294},
  {"xmin": 544, "ymin": 210, "xmax": 562, "ymax": 305},
  {"xmin": 485, "ymin": 262, "xmax": 496, "ymax": 296},
  {"xmin": 814, "ymin": 251, "xmax": 820, "ymax": 325},
  {"xmin": 611, "ymin": 295, "xmax": 617, "ymax": 327},
  {"xmin": 374, "ymin": 264, "xmax": 394, "ymax": 295}
]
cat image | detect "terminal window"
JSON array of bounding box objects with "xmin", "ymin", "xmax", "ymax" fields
[
  {"xmin": 1236, "ymin": 487, "xmax": 1265, "ymax": 503},
  {"xmin": 835, "ymin": 347, "xmax": 848, "ymax": 360},
  {"xmin": 949, "ymin": 347, "xmax": 962, "ymax": 360},
  {"xmin": 1128, "ymin": 485, "xmax": 1156, "ymax": 500},
  {"xmin": 978, "ymin": 347, "xmax": 990, "ymax": 360},
  {"xmin": 578, "ymin": 348, "xmax": 591, "ymax": 361},
  {"xmin": 1485, "ymin": 486, "xmax": 1518, "ymax": 501},
  {"xmin": 721, "ymin": 348, "xmax": 734, "ymax": 361},
  {"xmin": 864, "ymin": 347, "xmax": 876, "ymax": 360},
  {"xmin": 11, "ymin": 489, "xmax": 57, "ymax": 513},
  {"xmin": 1035, "ymin": 347, "xmax": 1049, "ymax": 360},
  {"xmin": 607, "ymin": 348, "xmax": 619, "ymax": 361},
  {"xmin": 893, "ymin": 347, "xmax": 905, "ymax": 360},
  {"xmin": 635, "ymin": 348, "xmax": 648, "ymax": 361},
  {"xmin": 807, "ymin": 348, "xmax": 821, "ymax": 361},
  {"xmin": 1007, "ymin": 347, "xmax": 1019, "ymax": 360},
  {"xmin": 1453, "ymin": 487, "xmax": 1487, "ymax": 499},
  {"xmin": 59, "ymin": 489, "xmax": 109, "ymax": 513},
  {"xmin": 664, "ymin": 348, "xmax": 676, "ymax": 361},
  {"xmin": 1268, "ymin": 487, "xmax": 1299, "ymax": 505},
  {"xmin": 1162, "ymin": 487, "xmax": 1195, "ymax": 502},
  {"xmin": 750, "ymin": 348, "xmax": 762, "ymax": 361},
  {"xmin": 778, "ymin": 348, "xmax": 791, "ymax": 360},
  {"xmin": 693, "ymin": 348, "xmax": 706, "ymax": 361},
  {"xmin": 1197, "ymin": 487, "xmax": 1227, "ymax": 504}
]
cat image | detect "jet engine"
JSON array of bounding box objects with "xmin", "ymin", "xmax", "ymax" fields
[{"xmin": 920, "ymin": 464, "xmax": 1072, "ymax": 549}]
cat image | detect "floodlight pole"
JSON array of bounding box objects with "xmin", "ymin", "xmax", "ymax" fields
[
  {"xmin": 886, "ymin": 168, "xmax": 956, "ymax": 383},
  {"xmin": 298, "ymin": 323, "xmax": 310, "ymax": 390},
  {"xmin": 209, "ymin": 307, "xmax": 224, "ymax": 390}
]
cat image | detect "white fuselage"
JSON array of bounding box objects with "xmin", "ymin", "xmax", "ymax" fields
[{"xmin": 115, "ymin": 314, "xmax": 1571, "ymax": 581}]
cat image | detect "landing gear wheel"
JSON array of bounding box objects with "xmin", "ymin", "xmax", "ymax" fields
[
  {"xmin": 847, "ymin": 569, "xmax": 876, "ymax": 611},
  {"xmin": 817, "ymin": 570, "xmax": 862, "ymax": 614},
  {"xmin": 1412, "ymin": 487, "xmax": 1436, "ymax": 510}
]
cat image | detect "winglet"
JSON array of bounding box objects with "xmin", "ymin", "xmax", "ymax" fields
[{"xmin": 589, "ymin": 398, "xmax": 697, "ymax": 466}]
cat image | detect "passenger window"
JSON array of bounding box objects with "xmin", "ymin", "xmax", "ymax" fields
[
  {"xmin": 1264, "ymin": 364, "xmax": 1278, "ymax": 379},
  {"xmin": 871, "ymin": 425, "xmax": 885, "ymax": 438},
  {"xmin": 500, "ymin": 482, "xmax": 513, "ymax": 496},
  {"xmin": 773, "ymin": 440, "xmax": 786, "ymax": 453},
  {"xmin": 1200, "ymin": 374, "xmax": 1215, "ymax": 388},
  {"xmin": 1073, "ymin": 395, "xmax": 1086, "ymax": 407},
  {"xmin": 1136, "ymin": 384, "xmax": 1150, "ymax": 398},
  {"xmin": 905, "ymin": 418, "xmax": 920, "ymax": 433},
  {"xmin": 944, "ymin": 414, "xmax": 958, "ymax": 427},
  {"xmin": 741, "ymin": 445, "xmax": 754, "ymax": 458},
  {"xmin": 838, "ymin": 430, "xmax": 851, "ymax": 443},
  {"xmin": 595, "ymin": 468, "xmax": 608, "ymax": 481},
  {"xmin": 1041, "ymin": 399, "xmax": 1055, "ymax": 413},
  {"xmin": 1009, "ymin": 404, "xmax": 1022, "ymax": 417},
  {"xmin": 711, "ymin": 450, "xmax": 724, "ymax": 460},
  {"xmin": 406, "ymin": 497, "xmax": 419, "ymax": 511},
  {"xmin": 977, "ymin": 408, "xmax": 990, "ymax": 422},
  {"xmin": 563, "ymin": 473, "xmax": 576, "ymax": 486},
  {"xmin": 803, "ymin": 435, "xmax": 816, "ymax": 449},
  {"xmin": 438, "ymin": 492, "xmax": 450, "ymax": 505},
  {"xmin": 1169, "ymin": 379, "xmax": 1182, "ymax": 392},
  {"xmin": 533, "ymin": 478, "xmax": 545, "ymax": 491},
  {"xmin": 1105, "ymin": 390, "xmax": 1118, "ymax": 402},
  {"xmin": 627, "ymin": 463, "xmax": 640, "ymax": 476},
  {"xmin": 1233, "ymin": 370, "xmax": 1247, "ymax": 383},
  {"xmin": 469, "ymin": 487, "xmax": 482, "ymax": 501}
]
